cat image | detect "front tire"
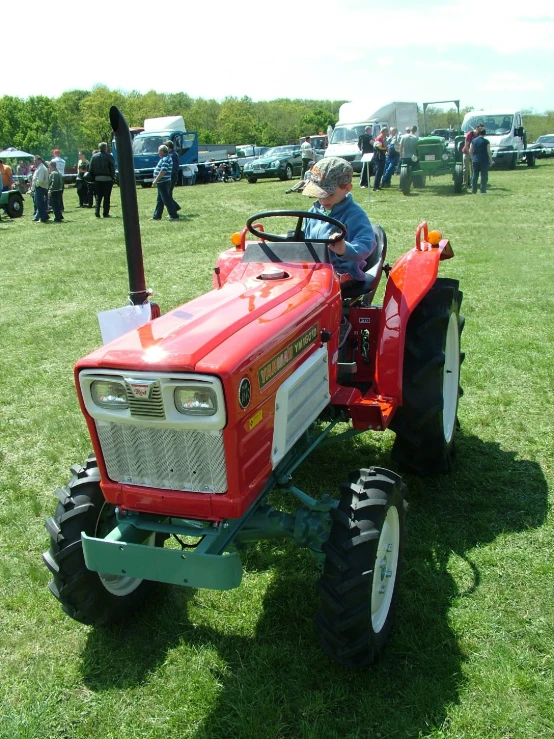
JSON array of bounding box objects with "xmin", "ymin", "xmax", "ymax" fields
[
  {"xmin": 6, "ymin": 192, "xmax": 23, "ymax": 218},
  {"xmin": 317, "ymin": 468, "xmax": 407, "ymax": 668},
  {"xmin": 400, "ymin": 166, "xmax": 411, "ymax": 195},
  {"xmin": 391, "ymin": 278, "xmax": 464, "ymax": 475},
  {"xmin": 453, "ymin": 163, "xmax": 463, "ymax": 193},
  {"xmin": 43, "ymin": 458, "xmax": 158, "ymax": 626}
]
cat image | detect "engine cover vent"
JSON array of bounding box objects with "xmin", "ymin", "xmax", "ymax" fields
[{"xmin": 271, "ymin": 345, "xmax": 329, "ymax": 466}]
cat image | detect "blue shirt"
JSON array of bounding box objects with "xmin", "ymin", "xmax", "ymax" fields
[
  {"xmin": 153, "ymin": 155, "xmax": 172, "ymax": 183},
  {"xmin": 472, "ymin": 136, "xmax": 490, "ymax": 164},
  {"xmin": 304, "ymin": 194, "xmax": 375, "ymax": 281}
]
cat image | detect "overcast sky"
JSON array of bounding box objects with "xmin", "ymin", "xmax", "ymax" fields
[{"xmin": 7, "ymin": 0, "xmax": 554, "ymax": 114}]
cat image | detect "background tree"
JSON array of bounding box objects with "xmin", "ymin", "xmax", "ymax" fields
[
  {"xmin": 53, "ymin": 90, "xmax": 89, "ymax": 161},
  {"xmin": 216, "ymin": 97, "xmax": 257, "ymax": 143},
  {"xmin": 0, "ymin": 96, "xmax": 25, "ymax": 149},
  {"xmin": 79, "ymin": 85, "xmax": 126, "ymax": 149},
  {"xmin": 297, "ymin": 107, "xmax": 337, "ymax": 138},
  {"xmin": 18, "ymin": 96, "xmax": 57, "ymax": 157}
]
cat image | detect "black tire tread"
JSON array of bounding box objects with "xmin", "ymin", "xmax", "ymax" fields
[
  {"xmin": 391, "ymin": 278, "xmax": 464, "ymax": 474},
  {"xmin": 317, "ymin": 468, "xmax": 407, "ymax": 668},
  {"xmin": 43, "ymin": 458, "xmax": 156, "ymax": 626}
]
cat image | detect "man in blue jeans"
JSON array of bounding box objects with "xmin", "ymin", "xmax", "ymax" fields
[
  {"xmin": 372, "ymin": 126, "xmax": 388, "ymax": 191},
  {"xmin": 469, "ymin": 128, "xmax": 493, "ymax": 194},
  {"xmin": 381, "ymin": 126, "xmax": 400, "ymax": 187},
  {"xmin": 150, "ymin": 145, "xmax": 179, "ymax": 221}
]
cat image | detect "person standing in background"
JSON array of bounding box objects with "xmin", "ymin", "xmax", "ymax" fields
[
  {"xmin": 381, "ymin": 126, "xmax": 400, "ymax": 187},
  {"xmin": 165, "ymin": 140, "xmax": 181, "ymax": 212},
  {"xmin": 0, "ymin": 160, "xmax": 13, "ymax": 191},
  {"xmin": 399, "ymin": 126, "xmax": 419, "ymax": 181},
  {"xmin": 463, "ymin": 122, "xmax": 484, "ymax": 188},
  {"xmin": 469, "ymin": 128, "xmax": 493, "ymax": 194},
  {"xmin": 48, "ymin": 161, "xmax": 64, "ymax": 222},
  {"xmin": 150, "ymin": 145, "xmax": 179, "ymax": 221},
  {"xmin": 88, "ymin": 142, "xmax": 115, "ymax": 218},
  {"xmin": 372, "ymin": 126, "xmax": 388, "ymax": 191},
  {"xmin": 31, "ymin": 155, "xmax": 49, "ymax": 223},
  {"xmin": 51, "ymin": 149, "xmax": 66, "ymax": 211},
  {"xmin": 357, "ymin": 126, "xmax": 375, "ymax": 188},
  {"xmin": 77, "ymin": 150, "xmax": 89, "ymax": 170},
  {"xmin": 300, "ymin": 136, "xmax": 315, "ymax": 177}
]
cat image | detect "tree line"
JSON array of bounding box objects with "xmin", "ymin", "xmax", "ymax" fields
[
  {"xmin": 1, "ymin": 85, "xmax": 552, "ymax": 163},
  {"xmin": 0, "ymin": 86, "xmax": 343, "ymax": 163}
]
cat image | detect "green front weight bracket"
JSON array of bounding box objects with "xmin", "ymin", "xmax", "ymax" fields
[{"xmin": 82, "ymin": 522, "xmax": 242, "ymax": 591}]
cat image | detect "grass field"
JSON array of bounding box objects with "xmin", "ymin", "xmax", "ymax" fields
[{"xmin": 1, "ymin": 160, "xmax": 553, "ymax": 739}]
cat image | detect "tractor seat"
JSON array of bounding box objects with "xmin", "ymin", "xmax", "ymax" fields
[{"xmin": 340, "ymin": 224, "xmax": 387, "ymax": 301}]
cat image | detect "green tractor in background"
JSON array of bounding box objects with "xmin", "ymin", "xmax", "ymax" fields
[
  {"xmin": 400, "ymin": 100, "xmax": 466, "ymax": 196},
  {"xmin": 0, "ymin": 189, "xmax": 24, "ymax": 218}
]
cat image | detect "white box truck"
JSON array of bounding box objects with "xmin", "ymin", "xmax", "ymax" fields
[
  {"xmin": 325, "ymin": 101, "xmax": 419, "ymax": 172},
  {"xmin": 461, "ymin": 109, "xmax": 535, "ymax": 167}
]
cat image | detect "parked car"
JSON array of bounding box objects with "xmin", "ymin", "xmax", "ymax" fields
[
  {"xmin": 532, "ymin": 134, "xmax": 554, "ymax": 158},
  {"xmin": 244, "ymin": 145, "xmax": 304, "ymax": 183},
  {"xmin": 234, "ymin": 145, "xmax": 271, "ymax": 171}
]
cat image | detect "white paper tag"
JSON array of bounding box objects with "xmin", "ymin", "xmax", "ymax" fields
[{"xmin": 97, "ymin": 303, "xmax": 152, "ymax": 345}]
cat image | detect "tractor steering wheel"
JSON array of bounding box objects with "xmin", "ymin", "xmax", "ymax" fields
[{"xmin": 246, "ymin": 210, "xmax": 347, "ymax": 244}]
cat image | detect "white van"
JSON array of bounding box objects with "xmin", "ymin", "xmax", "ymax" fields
[
  {"xmin": 325, "ymin": 101, "xmax": 418, "ymax": 172},
  {"xmin": 461, "ymin": 110, "xmax": 535, "ymax": 167}
]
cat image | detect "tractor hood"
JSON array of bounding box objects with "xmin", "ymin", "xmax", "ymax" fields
[{"xmin": 77, "ymin": 260, "xmax": 334, "ymax": 377}]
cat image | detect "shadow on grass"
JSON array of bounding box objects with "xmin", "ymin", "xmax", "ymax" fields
[{"xmin": 79, "ymin": 431, "xmax": 547, "ymax": 738}]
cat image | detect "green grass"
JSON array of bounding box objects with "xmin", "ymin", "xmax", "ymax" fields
[{"xmin": 1, "ymin": 163, "xmax": 553, "ymax": 739}]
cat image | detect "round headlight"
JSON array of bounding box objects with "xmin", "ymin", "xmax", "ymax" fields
[
  {"xmin": 412, "ymin": 154, "xmax": 418, "ymax": 162},
  {"xmin": 91, "ymin": 380, "xmax": 128, "ymax": 409},
  {"xmin": 174, "ymin": 386, "xmax": 217, "ymax": 415}
]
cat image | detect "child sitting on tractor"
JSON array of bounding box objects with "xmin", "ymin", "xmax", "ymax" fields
[{"xmin": 302, "ymin": 157, "xmax": 375, "ymax": 346}]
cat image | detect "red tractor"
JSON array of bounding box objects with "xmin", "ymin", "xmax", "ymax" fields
[{"xmin": 43, "ymin": 108, "xmax": 464, "ymax": 669}]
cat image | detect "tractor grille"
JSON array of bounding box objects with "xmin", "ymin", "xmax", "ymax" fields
[
  {"xmin": 125, "ymin": 381, "xmax": 165, "ymax": 419},
  {"xmin": 95, "ymin": 421, "xmax": 228, "ymax": 493}
]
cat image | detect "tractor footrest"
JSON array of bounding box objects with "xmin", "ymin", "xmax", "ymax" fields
[
  {"xmin": 337, "ymin": 361, "xmax": 357, "ymax": 375},
  {"xmin": 82, "ymin": 533, "xmax": 242, "ymax": 590}
]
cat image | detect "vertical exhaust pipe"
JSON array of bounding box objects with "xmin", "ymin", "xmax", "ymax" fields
[{"xmin": 109, "ymin": 106, "xmax": 158, "ymax": 312}]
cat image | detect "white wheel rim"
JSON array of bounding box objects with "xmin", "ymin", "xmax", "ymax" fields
[
  {"xmin": 371, "ymin": 506, "xmax": 400, "ymax": 633},
  {"xmin": 97, "ymin": 503, "xmax": 155, "ymax": 596},
  {"xmin": 443, "ymin": 312, "xmax": 460, "ymax": 444}
]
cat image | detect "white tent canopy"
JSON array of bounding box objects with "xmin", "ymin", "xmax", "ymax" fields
[{"xmin": 0, "ymin": 147, "xmax": 34, "ymax": 159}]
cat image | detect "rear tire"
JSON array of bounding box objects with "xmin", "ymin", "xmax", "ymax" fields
[
  {"xmin": 526, "ymin": 152, "xmax": 536, "ymax": 167},
  {"xmin": 317, "ymin": 468, "xmax": 407, "ymax": 668},
  {"xmin": 43, "ymin": 458, "xmax": 159, "ymax": 626},
  {"xmin": 391, "ymin": 278, "xmax": 464, "ymax": 475},
  {"xmin": 453, "ymin": 163, "xmax": 463, "ymax": 193},
  {"xmin": 6, "ymin": 192, "xmax": 23, "ymax": 218},
  {"xmin": 400, "ymin": 166, "xmax": 411, "ymax": 195},
  {"xmin": 247, "ymin": 177, "xmax": 257, "ymax": 184}
]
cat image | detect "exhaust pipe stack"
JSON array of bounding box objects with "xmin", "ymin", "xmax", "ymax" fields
[{"xmin": 109, "ymin": 106, "xmax": 158, "ymax": 314}]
